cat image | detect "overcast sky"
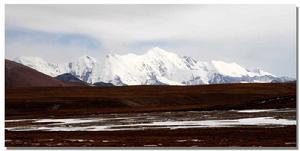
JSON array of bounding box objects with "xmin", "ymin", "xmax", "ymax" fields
[{"xmin": 5, "ymin": 5, "xmax": 296, "ymax": 77}]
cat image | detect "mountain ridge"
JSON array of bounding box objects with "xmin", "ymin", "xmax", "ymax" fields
[{"xmin": 12, "ymin": 47, "xmax": 294, "ymax": 85}]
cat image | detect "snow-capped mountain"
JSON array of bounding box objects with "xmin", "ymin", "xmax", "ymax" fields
[
  {"xmin": 13, "ymin": 47, "xmax": 293, "ymax": 85},
  {"xmin": 64, "ymin": 55, "xmax": 97, "ymax": 82},
  {"xmin": 14, "ymin": 56, "xmax": 64, "ymax": 77}
]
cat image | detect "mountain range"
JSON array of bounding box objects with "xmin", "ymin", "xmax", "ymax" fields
[{"xmin": 13, "ymin": 47, "xmax": 294, "ymax": 86}]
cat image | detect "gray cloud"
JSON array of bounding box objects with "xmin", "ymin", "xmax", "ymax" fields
[{"xmin": 5, "ymin": 4, "xmax": 296, "ymax": 77}]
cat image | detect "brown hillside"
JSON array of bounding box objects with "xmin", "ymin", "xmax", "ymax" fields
[{"xmin": 5, "ymin": 59, "xmax": 69, "ymax": 89}]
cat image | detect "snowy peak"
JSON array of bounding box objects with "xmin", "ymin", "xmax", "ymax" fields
[
  {"xmin": 65, "ymin": 55, "xmax": 97, "ymax": 82},
  {"xmin": 211, "ymin": 60, "xmax": 249, "ymax": 77},
  {"xmin": 147, "ymin": 47, "xmax": 169, "ymax": 55},
  {"xmin": 146, "ymin": 47, "xmax": 175, "ymax": 56},
  {"xmin": 250, "ymin": 68, "xmax": 275, "ymax": 77},
  {"xmin": 15, "ymin": 56, "xmax": 45, "ymax": 63},
  {"xmin": 14, "ymin": 56, "xmax": 63, "ymax": 77},
  {"xmin": 146, "ymin": 47, "xmax": 180, "ymax": 60},
  {"xmin": 68, "ymin": 55, "xmax": 97, "ymax": 69},
  {"xmin": 210, "ymin": 60, "xmax": 276, "ymax": 78},
  {"xmin": 97, "ymin": 47, "xmax": 191, "ymax": 85},
  {"xmin": 77, "ymin": 55, "xmax": 97, "ymax": 68},
  {"xmin": 12, "ymin": 47, "xmax": 293, "ymax": 85}
]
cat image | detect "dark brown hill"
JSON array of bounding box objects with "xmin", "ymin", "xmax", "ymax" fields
[{"xmin": 5, "ymin": 59, "xmax": 69, "ymax": 89}]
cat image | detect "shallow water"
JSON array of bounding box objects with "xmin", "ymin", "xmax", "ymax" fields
[{"xmin": 5, "ymin": 108, "xmax": 296, "ymax": 131}]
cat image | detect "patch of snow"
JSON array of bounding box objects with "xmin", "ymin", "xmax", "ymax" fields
[
  {"xmin": 33, "ymin": 118, "xmax": 100, "ymax": 125},
  {"xmin": 236, "ymin": 109, "xmax": 276, "ymax": 113},
  {"xmin": 14, "ymin": 56, "xmax": 64, "ymax": 76},
  {"xmin": 211, "ymin": 60, "xmax": 248, "ymax": 77},
  {"xmin": 5, "ymin": 117, "xmax": 295, "ymax": 131}
]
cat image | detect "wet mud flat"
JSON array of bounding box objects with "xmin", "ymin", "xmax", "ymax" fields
[
  {"xmin": 5, "ymin": 109, "xmax": 296, "ymax": 147},
  {"xmin": 5, "ymin": 126, "xmax": 296, "ymax": 147}
]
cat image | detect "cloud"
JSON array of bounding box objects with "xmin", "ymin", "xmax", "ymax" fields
[
  {"xmin": 6, "ymin": 28, "xmax": 101, "ymax": 49},
  {"xmin": 5, "ymin": 28, "xmax": 105, "ymax": 63},
  {"xmin": 5, "ymin": 4, "xmax": 296, "ymax": 77}
]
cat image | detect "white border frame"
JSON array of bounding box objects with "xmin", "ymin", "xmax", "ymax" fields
[{"xmin": 1, "ymin": 1, "xmax": 299, "ymax": 151}]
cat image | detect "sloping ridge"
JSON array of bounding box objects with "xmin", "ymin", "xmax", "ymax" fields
[{"xmin": 5, "ymin": 59, "xmax": 68, "ymax": 89}]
